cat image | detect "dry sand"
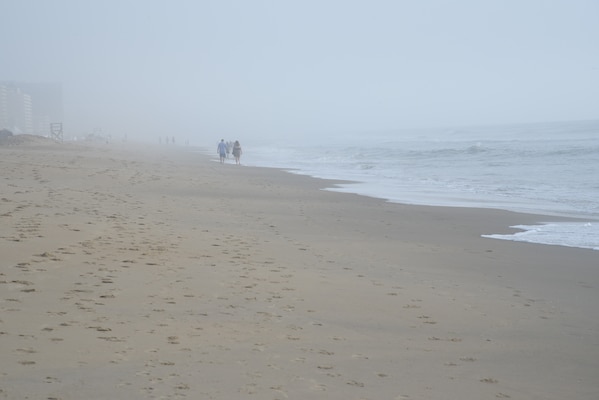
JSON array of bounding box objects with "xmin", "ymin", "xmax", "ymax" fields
[{"xmin": 1, "ymin": 139, "xmax": 597, "ymax": 399}]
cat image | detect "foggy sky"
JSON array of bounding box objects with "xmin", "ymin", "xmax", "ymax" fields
[{"xmin": 2, "ymin": 0, "xmax": 598, "ymax": 142}]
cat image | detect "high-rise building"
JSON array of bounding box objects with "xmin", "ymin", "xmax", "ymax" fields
[
  {"xmin": 0, "ymin": 84, "xmax": 8, "ymax": 130},
  {"xmin": 0, "ymin": 82, "xmax": 62, "ymax": 135}
]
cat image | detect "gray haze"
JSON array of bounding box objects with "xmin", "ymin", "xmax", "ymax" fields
[{"xmin": 2, "ymin": 0, "xmax": 598, "ymax": 142}]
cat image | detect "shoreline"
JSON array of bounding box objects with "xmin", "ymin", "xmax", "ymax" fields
[
  {"xmin": 228, "ymin": 146, "xmax": 599, "ymax": 250},
  {"xmin": 240, "ymin": 136, "xmax": 599, "ymax": 224},
  {"xmin": 1, "ymin": 140, "xmax": 597, "ymax": 399}
]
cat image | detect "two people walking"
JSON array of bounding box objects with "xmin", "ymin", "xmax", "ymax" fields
[{"xmin": 217, "ymin": 139, "xmax": 242, "ymax": 164}]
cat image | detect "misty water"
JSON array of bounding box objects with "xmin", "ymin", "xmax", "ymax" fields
[{"xmin": 239, "ymin": 120, "xmax": 599, "ymax": 250}]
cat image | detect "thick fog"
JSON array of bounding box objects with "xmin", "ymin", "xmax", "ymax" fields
[{"xmin": 2, "ymin": 0, "xmax": 598, "ymax": 143}]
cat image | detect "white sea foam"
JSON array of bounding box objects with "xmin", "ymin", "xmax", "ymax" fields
[{"xmin": 482, "ymin": 222, "xmax": 599, "ymax": 250}]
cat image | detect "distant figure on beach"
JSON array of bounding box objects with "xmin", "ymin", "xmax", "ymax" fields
[
  {"xmin": 217, "ymin": 139, "xmax": 228, "ymax": 163},
  {"xmin": 232, "ymin": 140, "xmax": 242, "ymax": 165}
]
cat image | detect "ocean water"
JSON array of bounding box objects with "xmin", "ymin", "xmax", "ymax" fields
[{"xmin": 240, "ymin": 120, "xmax": 599, "ymax": 250}]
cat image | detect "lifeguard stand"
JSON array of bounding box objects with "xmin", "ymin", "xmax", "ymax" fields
[{"xmin": 50, "ymin": 122, "xmax": 63, "ymax": 142}]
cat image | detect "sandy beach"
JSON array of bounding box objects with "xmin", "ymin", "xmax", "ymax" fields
[{"xmin": 1, "ymin": 138, "xmax": 597, "ymax": 400}]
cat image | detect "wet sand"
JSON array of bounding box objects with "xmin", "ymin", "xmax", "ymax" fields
[{"xmin": 1, "ymin": 139, "xmax": 598, "ymax": 399}]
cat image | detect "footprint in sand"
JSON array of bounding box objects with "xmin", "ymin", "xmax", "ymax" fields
[{"xmin": 480, "ymin": 377, "xmax": 499, "ymax": 383}]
